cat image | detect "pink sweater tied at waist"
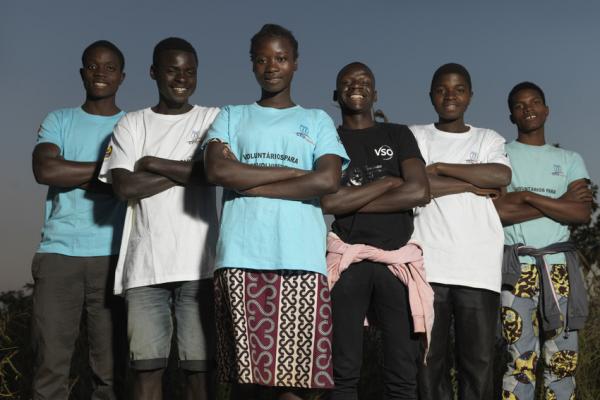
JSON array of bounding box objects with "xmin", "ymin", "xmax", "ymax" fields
[{"xmin": 326, "ymin": 232, "xmax": 435, "ymax": 358}]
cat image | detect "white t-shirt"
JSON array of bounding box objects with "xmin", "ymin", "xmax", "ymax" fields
[
  {"xmin": 409, "ymin": 124, "xmax": 510, "ymax": 293},
  {"xmin": 100, "ymin": 106, "xmax": 220, "ymax": 294}
]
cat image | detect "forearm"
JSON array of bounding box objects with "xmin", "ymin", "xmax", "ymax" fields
[
  {"xmin": 428, "ymin": 174, "xmax": 473, "ymax": 198},
  {"xmin": 494, "ymin": 193, "xmax": 544, "ymax": 226},
  {"xmin": 433, "ymin": 163, "xmax": 511, "ymax": 188},
  {"xmin": 141, "ymin": 157, "xmax": 205, "ymax": 186},
  {"xmin": 33, "ymin": 157, "xmax": 97, "ymax": 188},
  {"xmin": 525, "ymin": 192, "xmax": 591, "ymax": 224},
  {"xmin": 358, "ymin": 181, "xmax": 430, "ymax": 213},
  {"xmin": 321, "ymin": 178, "xmax": 398, "ymax": 215},
  {"xmin": 244, "ymin": 170, "xmax": 340, "ymax": 201},
  {"xmin": 112, "ymin": 169, "xmax": 177, "ymax": 201},
  {"xmin": 205, "ymin": 156, "xmax": 305, "ymax": 190}
]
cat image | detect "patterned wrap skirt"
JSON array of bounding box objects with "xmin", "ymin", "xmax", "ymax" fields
[{"xmin": 214, "ymin": 268, "xmax": 334, "ymax": 389}]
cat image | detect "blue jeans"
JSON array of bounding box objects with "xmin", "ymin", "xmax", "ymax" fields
[{"xmin": 125, "ymin": 279, "xmax": 215, "ymax": 371}]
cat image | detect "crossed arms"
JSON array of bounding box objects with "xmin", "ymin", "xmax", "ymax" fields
[{"xmin": 493, "ymin": 179, "xmax": 592, "ymax": 226}]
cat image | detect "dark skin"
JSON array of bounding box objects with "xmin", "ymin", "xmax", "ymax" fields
[
  {"xmin": 425, "ymin": 72, "xmax": 511, "ymax": 197},
  {"xmin": 205, "ymin": 36, "xmax": 342, "ymax": 201},
  {"xmin": 321, "ymin": 62, "xmax": 429, "ymax": 214},
  {"xmin": 32, "ymin": 46, "xmax": 125, "ymax": 193},
  {"xmin": 493, "ymin": 88, "xmax": 591, "ymax": 225},
  {"xmin": 111, "ymin": 50, "xmax": 206, "ymax": 202}
]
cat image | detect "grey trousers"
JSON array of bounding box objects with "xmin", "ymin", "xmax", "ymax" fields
[{"xmin": 31, "ymin": 253, "xmax": 121, "ymax": 400}]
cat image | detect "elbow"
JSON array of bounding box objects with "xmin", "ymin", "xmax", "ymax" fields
[
  {"xmin": 320, "ymin": 174, "xmax": 340, "ymax": 195},
  {"xmin": 409, "ymin": 182, "xmax": 431, "ymax": 207},
  {"xmin": 497, "ymin": 167, "xmax": 512, "ymax": 187},
  {"xmin": 204, "ymin": 161, "xmax": 228, "ymax": 186},
  {"xmin": 112, "ymin": 182, "xmax": 133, "ymax": 202}
]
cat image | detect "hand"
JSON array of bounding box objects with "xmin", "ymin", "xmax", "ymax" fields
[
  {"xmin": 561, "ymin": 180, "xmax": 593, "ymax": 202},
  {"xmin": 469, "ymin": 185, "xmax": 501, "ymax": 199}
]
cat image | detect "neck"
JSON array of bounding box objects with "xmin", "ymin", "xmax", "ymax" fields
[
  {"xmin": 81, "ymin": 96, "xmax": 120, "ymax": 116},
  {"xmin": 258, "ymin": 88, "xmax": 295, "ymax": 109},
  {"xmin": 152, "ymin": 98, "xmax": 193, "ymax": 115},
  {"xmin": 517, "ymin": 127, "xmax": 546, "ymax": 146},
  {"xmin": 341, "ymin": 110, "xmax": 375, "ymax": 130},
  {"xmin": 435, "ymin": 117, "xmax": 469, "ymax": 133}
]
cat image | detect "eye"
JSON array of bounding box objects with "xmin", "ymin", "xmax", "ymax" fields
[
  {"xmin": 106, "ymin": 65, "xmax": 116, "ymax": 72},
  {"xmin": 87, "ymin": 64, "xmax": 97, "ymax": 70},
  {"xmin": 276, "ymin": 56, "xmax": 287, "ymax": 63},
  {"xmin": 513, "ymin": 104, "xmax": 523, "ymax": 110},
  {"xmin": 255, "ymin": 57, "xmax": 266, "ymax": 64}
]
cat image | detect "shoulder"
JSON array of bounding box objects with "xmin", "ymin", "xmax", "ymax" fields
[
  {"xmin": 470, "ymin": 126, "xmax": 506, "ymax": 141},
  {"xmin": 44, "ymin": 107, "xmax": 78, "ymax": 121},
  {"xmin": 408, "ymin": 123, "xmax": 434, "ymax": 139}
]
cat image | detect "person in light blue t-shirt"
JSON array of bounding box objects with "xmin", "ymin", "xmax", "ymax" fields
[
  {"xmin": 31, "ymin": 41, "xmax": 126, "ymax": 400},
  {"xmin": 494, "ymin": 82, "xmax": 592, "ymax": 400},
  {"xmin": 204, "ymin": 24, "xmax": 348, "ymax": 400}
]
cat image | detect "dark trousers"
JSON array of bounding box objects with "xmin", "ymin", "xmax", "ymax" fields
[
  {"xmin": 418, "ymin": 284, "xmax": 499, "ymax": 400},
  {"xmin": 331, "ymin": 261, "xmax": 420, "ymax": 400},
  {"xmin": 31, "ymin": 253, "xmax": 122, "ymax": 400}
]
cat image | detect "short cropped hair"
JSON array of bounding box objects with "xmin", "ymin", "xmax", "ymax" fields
[
  {"xmin": 507, "ymin": 81, "xmax": 546, "ymax": 111},
  {"xmin": 152, "ymin": 37, "xmax": 198, "ymax": 66},
  {"xmin": 430, "ymin": 63, "xmax": 472, "ymax": 92},
  {"xmin": 250, "ymin": 24, "xmax": 299, "ymax": 60},
  {"xmin": 82, "ymin": 40, "xmax": 125, "ymax": 71}
]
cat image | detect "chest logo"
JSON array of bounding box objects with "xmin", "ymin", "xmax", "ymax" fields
[
  {"xmin": 552, "ymin": 164, "xmax": 565, "ymax": 177},
  {"xmin": 374, "ymin": 145, "xmax": 394, "ymax": 160},
  {"xmin": 295, "ymin": 124, "xmax": 315, "ymax": 145},
  {"xmin": 188, "ymin": 129, "xmax": 202, "ymax": 145},
  {"xmin": 466, "ymin": 151, "xmax": 479, "ymax": 164}
]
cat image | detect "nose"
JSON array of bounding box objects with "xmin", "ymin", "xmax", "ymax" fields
[{"xmin": 265, "ymin": 58, "xmax": 279, "ymax": 72}]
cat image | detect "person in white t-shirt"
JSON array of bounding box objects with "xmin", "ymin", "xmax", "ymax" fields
[
  {"xmin": 99, "ymin": 37, "xmax": 219, "ymax": 400},
  {"xmin": 410, "ymin": 63, "xmax": 511, "ymax": 400}
]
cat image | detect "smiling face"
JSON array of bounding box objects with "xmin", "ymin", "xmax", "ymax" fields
[
  {"xmin": 151, "ymin": 49, "xmax": 197, "ymax": 110},
  {"xmin": 335, "ymin": 63, "xmax": 377, "ymax": 115},
  {"xmin": 252, "ymin": 36, "xmax": 297, "ymax": 96},
  {"xmin": 80, "ymin": 46, "xmax": 124, "ymax": 100},
  {"xmin": 430, "ymin": 72, "xmax": 472, "ymax": 122},
  {"xmin": 510, "ymin": 88, "xmax": 549, "ymax": 134}
]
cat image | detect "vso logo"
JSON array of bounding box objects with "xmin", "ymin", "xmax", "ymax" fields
[{"xmin": 374, "ymin": 145, "xmax": 394, "ymax": 160}]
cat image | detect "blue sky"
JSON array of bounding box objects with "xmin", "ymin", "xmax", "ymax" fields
[{"xmin": 2, "ymin": 1, "xmax": 599, "ymax": 290}]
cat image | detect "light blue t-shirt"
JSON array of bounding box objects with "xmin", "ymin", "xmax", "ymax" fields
[
  {"xmin": 36, "ymin": 107, "xmax": 126, "ymax": 256},
  {"xmin": 504, "ymin": 140, "xmax": 589, "ymax": 265},
  {"xmin": 204, "ymin": 103, "xmax": 349, "ymax": 275}
]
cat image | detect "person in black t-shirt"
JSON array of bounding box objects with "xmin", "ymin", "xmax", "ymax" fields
[{"xmin": 322, "ymin": 62, "xmax": 431, "ymax": 400}]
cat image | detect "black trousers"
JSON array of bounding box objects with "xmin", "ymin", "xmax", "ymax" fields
[
  {"xmin": 418, "ymin": 284, "xmax": 499, "ymax": 400},
  {"xmin": 331, "ymin": 261, "xmax": 420, "ymax": 400}
]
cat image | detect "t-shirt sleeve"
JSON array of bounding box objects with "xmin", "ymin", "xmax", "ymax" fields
[
  {"xmin": 201, "ymin": 106, "xmax": 231, "ymax": 148},
  {"xmin": 394, "ymin": 126, "xmax": 425, "ymax": 164},
  {"xmin": 313, "ymin": 110, "xmax": 350, "ymax": 170},
  {"xmin": 98, "ymin": 115, "xmax": 137, "ymax": 183},
  {"xmin": 566, "ymin": 151, "xmax": 590, "ymax": 183},
  {"xmin": 484, "ymin": 131, "xmax": 511, "ymax": 167},
  {"xmin": 36, "ymin": 110, "xmax": 63, "ymax": 150}
]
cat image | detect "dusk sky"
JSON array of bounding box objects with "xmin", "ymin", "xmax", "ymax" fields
[{"xmin": 2, "ymin": 1, "xmax": 599, "ymax": 291}]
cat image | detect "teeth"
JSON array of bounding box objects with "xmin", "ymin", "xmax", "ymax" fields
[
  {"xmin": 173, "ymin": 88, "xmax": 187, "ymax": 93},
  {"xmin": 525, "ymin": 115, "xmax": 536, "ymax": 120},
  {"xmin": 350, "ymin": 95, "xmax": 364, "ymax": 100},
  {"xmin": 94, "ymin": 82, "xmax": 107, "ymax": 87}
]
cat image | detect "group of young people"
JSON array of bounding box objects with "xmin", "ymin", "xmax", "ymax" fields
[{"xmin": 30, "ymin": 23, "xmax": 591, "ymax": 400}]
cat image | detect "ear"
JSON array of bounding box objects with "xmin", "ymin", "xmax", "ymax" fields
[
  {"xmin": 509, "ymin": 114, "xmax": 515, "ymax": 125},
  {"xmin": 544, "ymin": 105, "xmax": 550, "ymax": 118},
  {"xmin": 373, "ymin": 90, "xmax": 378, "ymax": 103},
  {"xmin": 293, "ymin": 57, "xmax": 298, "ymax": 72},
  {"xmin": 79, "ymin": 68, "xmax": 84, "ymax": 81},
  {"xmin": 119, "ymin": 71, "xmax": 126, "ymax": 85},
  {"xmin": 332, "ymin": 90, "xmax": 338, "ymax": 102},
  {"xmin": 150, "ymin": 65, "xmax": 156, "ymax": 81}
]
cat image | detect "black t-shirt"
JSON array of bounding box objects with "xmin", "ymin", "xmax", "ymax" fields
[{"xmin": 332, "ymin": 123, "xmax": 424, "ymax": 250}]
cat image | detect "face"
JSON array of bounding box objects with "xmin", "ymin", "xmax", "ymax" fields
[
  {"xmin": 430, "ymin": 72, "xmax": 472, "ymax": 121},
  {"xmin": 151, "ymin": 50, "xmax": 197, "ymax": 106},
  {"xmin": 335, "ymin": 64, "xmax": 377, "ymax": 114},
  {"xmin": 509, "ymin": 88, "xmax": 549, "ymax": 133},
  {"xmin": 80, "ymin": 46, "xmax": 125, "ymax": 100},
  {"xmin": 252, "ymin": 36, "xmax": 297, "ymax": 94}
]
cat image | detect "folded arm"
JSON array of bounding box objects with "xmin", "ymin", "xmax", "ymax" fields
[
  {"xmin": 242, "ymin": 154, "xmax": 342, "ymax": 201},
  {"xmin": 428, "ymin": 162, "xmax": 511, "ymax": 188},
  {"xmin": 357, "ymin": 158, "xmax": 430, "ymax": 213},
  {"xmin": 136, "ymin": 156, "xmax": 207, "ymax": 186},
  {"xmin": 204, "ymin": 141, "xmax": 306, "ymax": 191},
  {"xmin": 320, "ymin": 176, "xmax": 402, "ymax": 215},
  {"xmin": 494, "ymin": 179, "xmax": 592, "ymax": 226},
  {"xmin": 32, "ymin": 143, "xmax": 111, "ymax": 193},
  {"xmin": 110, "ymin": 168, "xmax": 177, "ymax": 201}
]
